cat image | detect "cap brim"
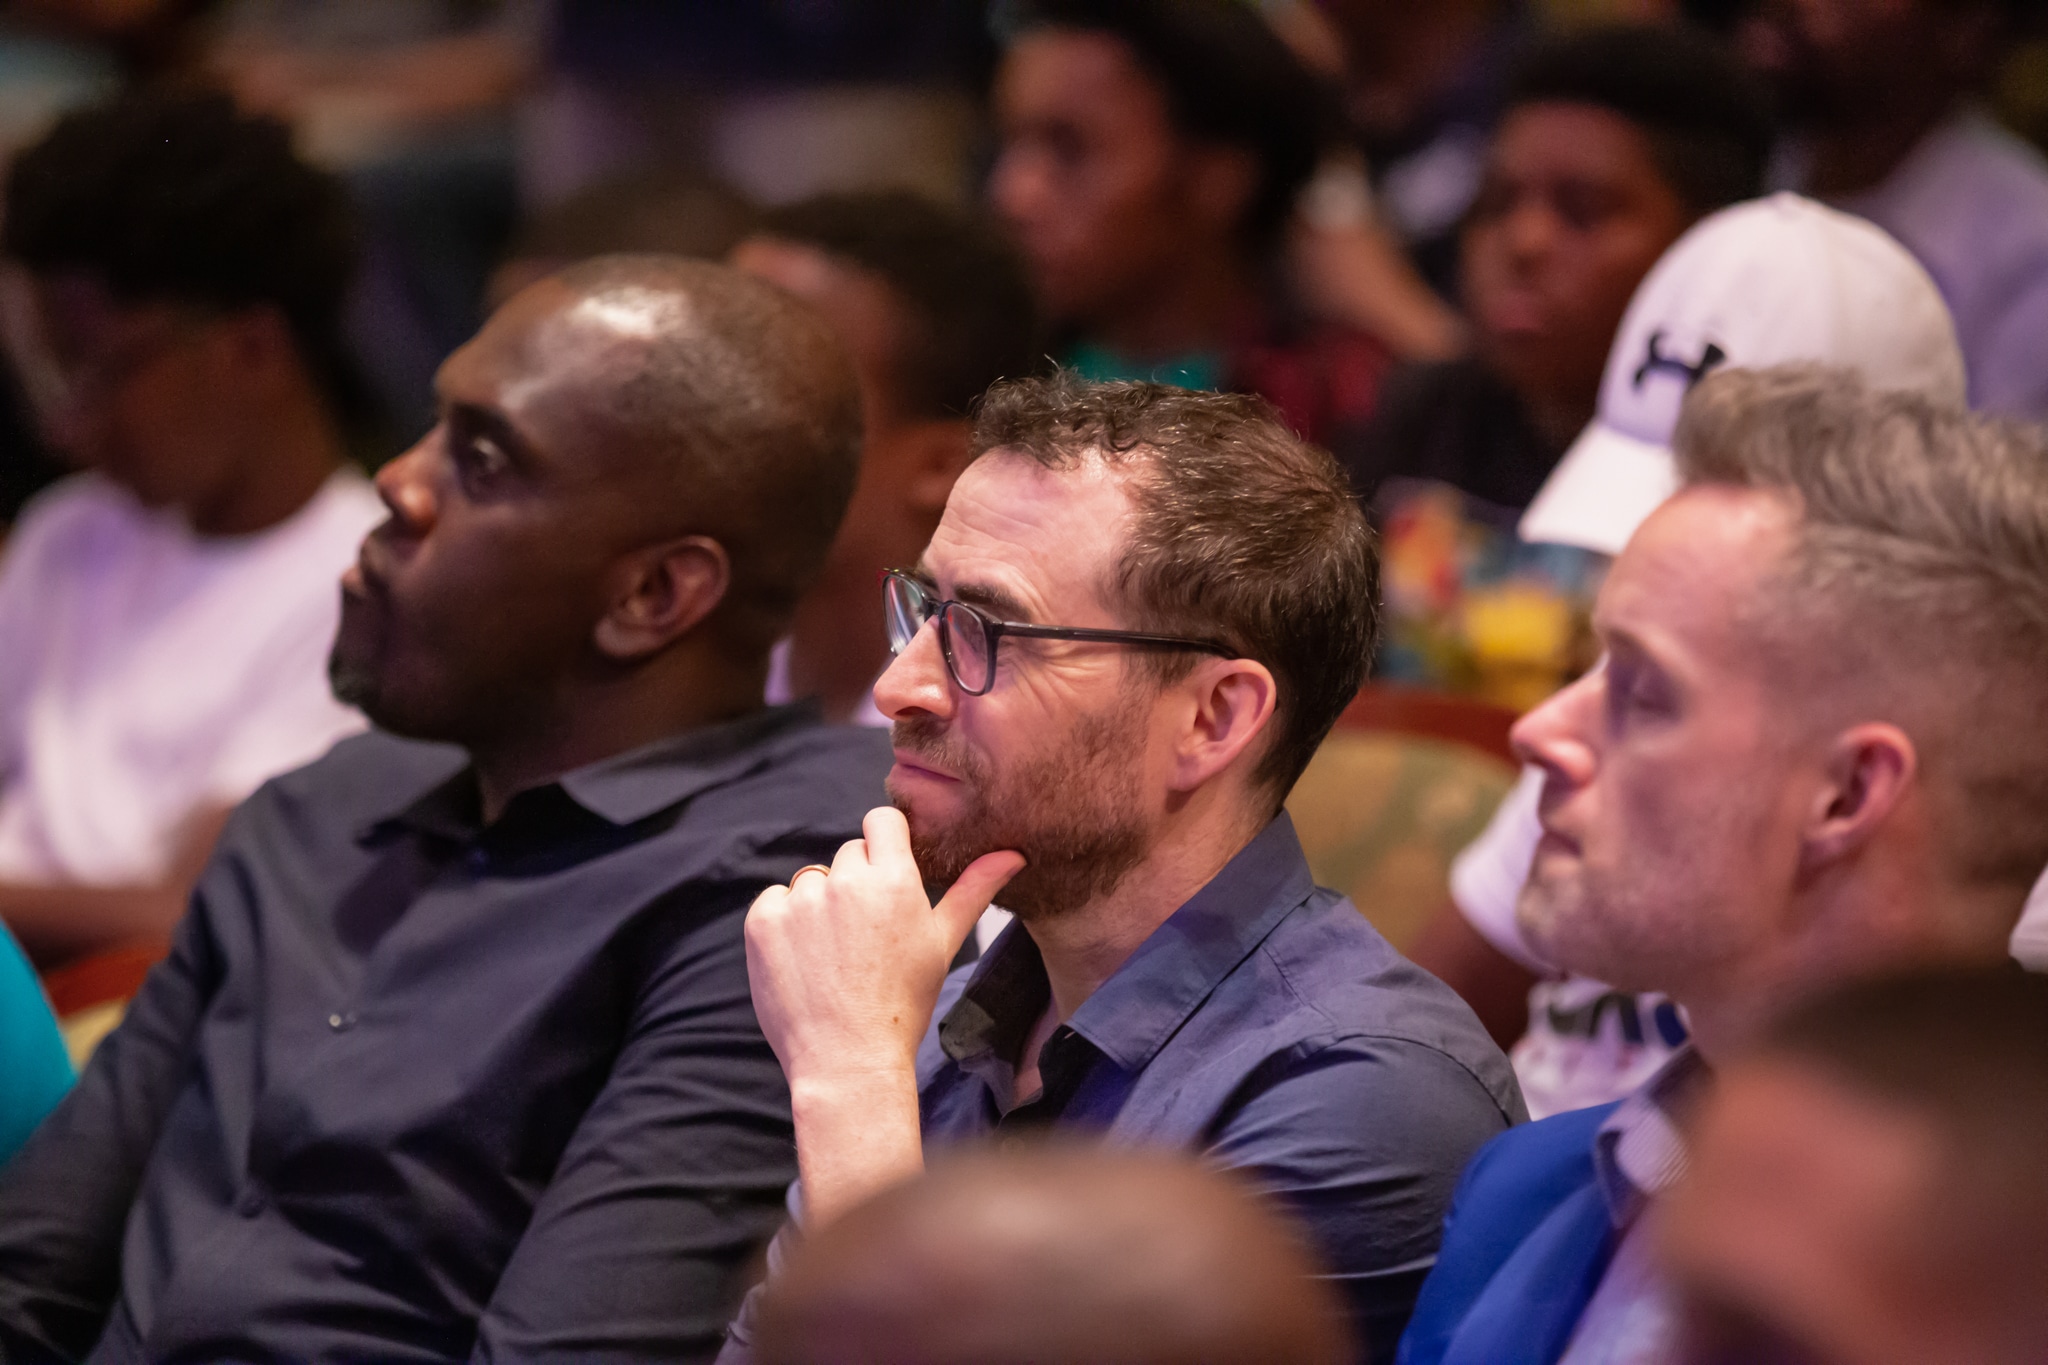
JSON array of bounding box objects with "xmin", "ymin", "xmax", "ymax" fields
[{"xmin": 1518, "ymin": 423, "xmax": 1680, "ymax": 556}]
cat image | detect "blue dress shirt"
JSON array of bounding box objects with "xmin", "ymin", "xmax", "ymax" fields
[
  {"xmin": 0, "ymin": 705, "xmax": 889, "ymax": 1364},
  {"xmin": 722, "ymin": 814, "xmax": 1522, "ymax": 1365}
]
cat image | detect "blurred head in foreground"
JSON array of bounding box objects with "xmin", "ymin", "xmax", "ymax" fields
[
  {"xmin": 755, "ymin": 1145, "xmax": 1353, "ymax": 1365},
  {"xmin": 1512, "ymin": 366, "xmax": 2048, "ymax": 1050},
  {"xmin": 1664, "ymin": 966, "xmax": 2048, "ymax": 1365}
]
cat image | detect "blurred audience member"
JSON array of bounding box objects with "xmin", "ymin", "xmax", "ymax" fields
[
  {"xmin": 1349, "ymin": 25, "xmax": 1770, "ymax": 706},
  {"xmin": 0, "ymin": 92, "xmax": 382, "ymax": 969},
  {"xmin": 734, "ymin": 378, "xmax": 1521, "ymax": 1363},
  {"xmin": 732, "ymin": 191, "xmax": 1042, "ymax": 726},
  {"xmin": 1318, "ymin": 0, "xmax": 1531, "ymax": 297},
  {"xmin": 0, "ymin": 257, "xmax": 883, "ymax": 1361},
  {"xmin": 755, "ymin": 1145, "xmax": 1354, "ymax": 1365},
  {"xmin": 1747, "ymin": 0, "xmax": 2048, "ymax": 417},
  {"xmin": 1663, "ymin": 966, "xmax": 2048, "ymax": 1365},
  {"xmin": 205, "ymin": 0, "xmax": 542, "ymax": 442},
  {"xmin": 989, "ymin": 0, "xmax": 1391, "ymax": 446},
  {"xmin": 526, "ymin": 0, "xmax": 989, "ymax": 209},
  {"xmin": 1399, "ymin": 366, "xmax": 2048, "ymax": 1365},
  {"xmin": 1410, "ymin": 195, "xmax": 1973, "ymax": 1107},
  {"xmin": 493, "ymin": 170, "xmax": 758, "ymax": 308},
  {"xmin": 0, "ymin": 922, "xmax": 68, "ymax": 1163}
]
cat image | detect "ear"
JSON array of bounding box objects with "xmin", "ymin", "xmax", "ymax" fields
[
  {"xmin": 1168, "ymin": 657, "xmax": 1279, "ymax": 795},
  {"xmin": 900, "ymin": 418, "xmax": 974, "ymax": 515},
  {"xmin": 1798, "ymin": 723, "xmax": 1918, "ymax": 874},
  {"xmin": 593, "ymin": 535, "xmax": 731, "ymax": 662},
  {"xmin": 1184, "ymin": 145, "xmax": 1261, "ymax": 235}
]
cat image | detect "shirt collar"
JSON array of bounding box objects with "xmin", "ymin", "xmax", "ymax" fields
[
  {"xmin": 362, "ymin": 701, "xmax": 825, "ymax": 843},
  {"xmin": 940, "ymin": 812, "xmax": 1316, "ymax": 1076},
  {"xmin": 1592, "ymin": 1045, "xmax": 1713, "ymax": 1228}
]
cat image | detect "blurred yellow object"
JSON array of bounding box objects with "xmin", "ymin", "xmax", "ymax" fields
[{"xmin": 1460, "ymin": 581, "xmax": 1576, "ymax": 712}]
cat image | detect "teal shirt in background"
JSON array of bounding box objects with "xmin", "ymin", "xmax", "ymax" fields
[
  {"xmin": 1062, "ymin": 341, "xmax": 1225, "ymax": 393},
  {"xmin": 0, "ymin": 926, "xmax": 71, "ymax": 1163}
]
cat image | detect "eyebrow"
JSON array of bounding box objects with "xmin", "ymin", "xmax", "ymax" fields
[{"xmin": 911, "ymin": 561, "xmax": 1034, "ymax": 623}]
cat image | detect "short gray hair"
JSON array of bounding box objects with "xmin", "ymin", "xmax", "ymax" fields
[{"xmin": 1674, "ymin": 364, "xmax": 2048, "ymax": 890}]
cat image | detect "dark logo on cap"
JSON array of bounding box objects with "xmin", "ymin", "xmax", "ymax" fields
[{"xmin": 1633, "ymin": 331, "xmax": 1727, "ymax": 391}]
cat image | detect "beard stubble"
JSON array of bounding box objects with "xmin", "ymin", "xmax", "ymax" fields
[{"xmin": 890, "ymin": 696, "xmax": 1153, "ymax": 923}]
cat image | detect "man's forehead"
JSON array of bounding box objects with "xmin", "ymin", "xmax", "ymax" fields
[
  {"xmin": 1595, "ymin": 485, "xmax": 1793, "ymax": 658},
  {"xmin": 438, "ymin": 284, "xmax": 653, "ymax": 447},
  {"xmin": 922, "ymin": 449, "xmax": 1137, "ymax": 620}
]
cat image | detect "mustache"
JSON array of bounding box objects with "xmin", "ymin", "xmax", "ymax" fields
[{"xmin": 892, "ymin": 715, "xmax": 984, "ymax": 781}]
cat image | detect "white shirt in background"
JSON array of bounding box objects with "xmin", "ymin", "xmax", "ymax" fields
[{"xmin": 0, "ymin": 470, "xmax": 383, "ymax": 886}]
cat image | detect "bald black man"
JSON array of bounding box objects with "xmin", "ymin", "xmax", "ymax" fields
[{"xmin": 0, "ymin": 257, "xmax": 888, "ymax": 1364}]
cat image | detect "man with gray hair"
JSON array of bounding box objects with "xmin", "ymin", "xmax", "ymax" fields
[{"xmin": 1397, "ymin": 365, "xmax": 2048, "ymax": 1365}]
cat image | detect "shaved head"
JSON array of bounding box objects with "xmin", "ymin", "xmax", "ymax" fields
[
  {"xmin": 543, "ymin": 255, "xmax": 865, "ymax": 651},
  {"xmin": 755, "ymin": 1145, "xmax": 1353, "ymax": 1365},
  {"xmin": 330, "ymin": 255, "xmax": 862, "ymax": 755}
]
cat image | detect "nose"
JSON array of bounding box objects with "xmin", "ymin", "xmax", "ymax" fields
[
  {"xmin": 1499, "ymin": 198, "xmax": 1559, "ymax": 269},
  {"xmin": 373, "ymin": 430, "xmax": 441, "ymax": 537},
  {"xmin": 1510, "ymin": 666, "xmax": 1601, "ymax": 789},
  {"xmin": 988, "ymin": 143, "xmax": 1049, "ymax": 235},
  {"xmin": 872, "ymin": 615, "xmax": 957, "ymax": 723}
]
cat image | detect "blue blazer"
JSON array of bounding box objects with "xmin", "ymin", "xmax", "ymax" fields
[{"xmin": 1396, "ymin": 1101, "xmax": 1622, "ymax": 1365}]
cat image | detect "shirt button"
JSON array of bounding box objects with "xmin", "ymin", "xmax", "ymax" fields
[
  {"xmin": 236, "ymin": 1188, "xmax": 266, "ymax": 1218},
  {"xmin": 327, "ymin": 1011, "xmax": 357, "ymax": 1032}
]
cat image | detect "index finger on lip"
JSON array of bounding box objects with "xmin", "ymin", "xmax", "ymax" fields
[{"xmin": 860, "ymin": 805, "xmax": 913, "ymax": 868}]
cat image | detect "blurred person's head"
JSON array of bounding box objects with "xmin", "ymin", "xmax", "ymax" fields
[
  {"xmin": 1, "ymin": 89, "xmax": 364, "ymax": 534},
  {"xmin": 755, "ymin": 1144, "xmax": 1353, "ymax": 1365},
  {"xmin": 1512, "ymin": 366, "xmax": 2048, "ymax": 1051},
  {"xmin": 489, "ymin": 171, "xmax": 759, "ymax": 311},
  {"xmin": 876, "ymin": 376, "xmax": 1377, "ymax": 921},
  {"xmin": 1741, "ymin": 0, "xmax": 2020, "ymax": 136},
  {"xmin": 1664, "ymin": 966, "xmax": 2048, "ymax": 1365},
  {"xmin": 732, "ymin": 191, "xmax": 1042, "ymax": 719},
  {"xmin": 989, "ymin": 0, "xmax": 1335, "ymax": 344},
  {"xmin": 1463, "ymin": 25, "xmax": 1772, "ymax": 444},
  {"xmin": 328, "ymin": 256, "xmax": 862, "ymax": 778}
]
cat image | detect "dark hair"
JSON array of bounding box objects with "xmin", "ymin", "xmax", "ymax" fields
[
  {"xmin": 1505, "ymin": 24, "xmax": 1773, "ymax": 216},
  {"xmin": 1001, "ymin": 0, "xmax": 1339, "ymax": 247},
  {"xmin": 4, "ymin": 89, "xmax": 367, "ymax": 425},
  {"xmin": 972, "ymin": 375, "xmax": 1378, "ymax": 803},
  {"xmin": 752, "ymin": 191, "xmax": 1044, "ymax": 420}
]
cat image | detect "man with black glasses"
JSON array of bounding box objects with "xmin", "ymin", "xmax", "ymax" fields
[{"xmin": 730, "ymin": 378, "xmax": 1523, "ymax": 1364}]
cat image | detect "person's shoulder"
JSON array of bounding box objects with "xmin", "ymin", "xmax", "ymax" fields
[
  {"xmin": 732, "ymin": 717, "xmax": 892, "ymax": 806},
  {"xmin": 1, "ymin": 474, "xmax": 146, "ymax": 567},
  {"xmin": 1257, "ymin": 891, "xmax": 1526, "ymax": 1118},
  {"xmin": 241, "ymin": 728, "xmax": 465, "ymax": 827},
  {"xmin": 1457, "ymin": 1099, "xmax": 1614, "ymax": 1202}
]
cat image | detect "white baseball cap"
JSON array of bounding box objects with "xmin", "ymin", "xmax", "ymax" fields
[{"xmin": 1518, "ymin": 192, "xmax": 1966, "ymax": 556}]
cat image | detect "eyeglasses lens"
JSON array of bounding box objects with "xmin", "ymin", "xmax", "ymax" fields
[
  {"xmin": 939, "ymin": 601, "xmax": 994, "ymax": 693},
  {"xmin": 884, "ymin": 574, "xmax": 926, "ymax": 656}
]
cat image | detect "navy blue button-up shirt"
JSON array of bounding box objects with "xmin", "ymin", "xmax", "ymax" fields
[
  {"xmin": 0, "ymin": 705, "xmax": 890, "ymax": 1364},
  {"xmin": 920, "ymin": 814, "xmax": 1523, "ymax": 1361}
]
